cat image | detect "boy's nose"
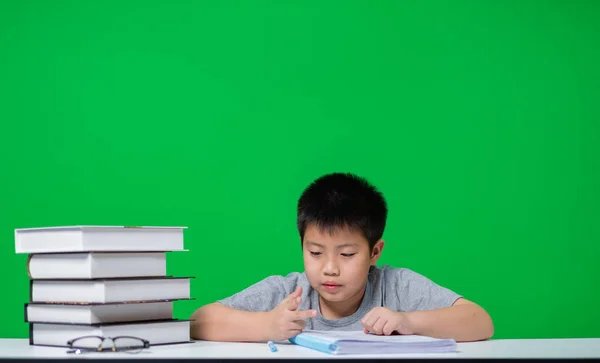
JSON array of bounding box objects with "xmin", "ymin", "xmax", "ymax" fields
[{"xmin": 322, "ymin": 259, "xmax": 340, "ymax": 276}]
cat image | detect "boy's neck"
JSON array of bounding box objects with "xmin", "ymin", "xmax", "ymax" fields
[{"xmin": 318, "ymin": 285, "xmax": 366, "ymax": 320}]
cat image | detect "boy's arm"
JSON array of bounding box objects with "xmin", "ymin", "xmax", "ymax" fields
[
  {"xmin": 405, "ymin": 298, "xmax": 494, "ymax": 341},
  {"xmin": 361, "ymin": 298, "xmax": 494, "ymax": 342},
  {"xmin": 363, "ymin": 268, "xmax": 493, "ymax": 342},
  {"xmin": 190, "ymin": 286, "xmax": 317, "ymax": 342},
  {"xmin": 190, "ymin": 302, "xmax": 271, "ymax": 342}
]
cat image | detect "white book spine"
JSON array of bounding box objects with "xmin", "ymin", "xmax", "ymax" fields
[{"xmin": 31, "ymin": 278, "xmax": 191, "ymax": 303}]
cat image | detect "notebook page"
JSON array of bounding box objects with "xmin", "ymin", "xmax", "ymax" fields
[
  {"xmin": 291, "ymin": 330, "xmax": 458, "ymax": 355},
  {"xmin": 300, "ymin": 330, "xmax": 448, "ymax": 343}
]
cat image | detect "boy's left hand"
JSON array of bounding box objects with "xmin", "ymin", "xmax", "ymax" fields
[{"xmin": 361, "ymin": 307, "xmax": 415, "ymax": 336}]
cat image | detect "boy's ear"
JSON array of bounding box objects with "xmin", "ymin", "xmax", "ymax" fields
[{"xmin": 370, "ymin": 239, "xmax": 385, "ymax": 264}]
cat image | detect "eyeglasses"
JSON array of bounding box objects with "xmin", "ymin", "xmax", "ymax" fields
[{"xmin": 66, "ymin": 335, "xmax": 150, "ymax": 354}]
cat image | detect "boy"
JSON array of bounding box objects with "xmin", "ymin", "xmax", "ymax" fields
[{"xmin": 190, "ymin": 172, "xmax": 494, "ymax": 342}]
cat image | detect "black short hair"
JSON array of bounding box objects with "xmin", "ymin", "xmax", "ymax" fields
[{"xmin": 297, "ymin": 172, "xmax": 388, "ymax": 250}]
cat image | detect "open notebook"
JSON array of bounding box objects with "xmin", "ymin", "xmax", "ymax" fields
[{"xmin": 288, "ymin": 330, "xmax": 457, "ymax": 355}]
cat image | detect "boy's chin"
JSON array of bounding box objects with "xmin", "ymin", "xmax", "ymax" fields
[{"xmin": 317, "ymin": 289, "xmax": 350, "ymax": 302}]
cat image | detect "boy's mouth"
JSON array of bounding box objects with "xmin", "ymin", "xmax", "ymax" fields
[{"xmin": 322, "ymin": 282, "xmax": 342, "ymax": 290}]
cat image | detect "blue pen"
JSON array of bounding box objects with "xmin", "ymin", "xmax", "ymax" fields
[{"xmin": 267, "ymin": 341, "xmax": 278, "ymax": 352}]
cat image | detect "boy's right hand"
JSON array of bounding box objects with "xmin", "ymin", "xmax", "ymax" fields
[{"xmin": 266, "ymin": 286, "xmax": 318, "ymax": 340}]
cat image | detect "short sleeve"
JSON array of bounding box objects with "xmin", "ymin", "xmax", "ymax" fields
[
  {"xmin": 217, "ymin": 273, "xmax": 301, "ymax": 312},
  {"xmin": 392, "ymin": 268, "xmax": 462, "ymax": 311}
]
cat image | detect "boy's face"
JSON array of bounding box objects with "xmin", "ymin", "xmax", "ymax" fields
[{"xmin": 302, "ymin": 223, "xmax": 383, "ymax": 305}]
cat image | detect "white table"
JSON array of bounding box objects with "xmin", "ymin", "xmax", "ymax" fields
[{"xmin": 0, "ymin": 338, "xmax": 598, "ymax": 359}]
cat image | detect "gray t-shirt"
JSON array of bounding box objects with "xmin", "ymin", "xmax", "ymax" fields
[{"xmin": 218, "ymin": 264, "xmax": 462, "ymax": 331}]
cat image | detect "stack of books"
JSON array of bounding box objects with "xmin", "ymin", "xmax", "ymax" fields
[{"xmin": 15, "ymin": 226, "xmax": 193, "ymax": 348}]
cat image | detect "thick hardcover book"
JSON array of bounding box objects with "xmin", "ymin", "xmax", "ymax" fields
[
  {"xmin": 24, "ymin": 298, "xmax": 194, "ymax": 324},
  {"xmin": 30, "ymin": 276, "xmax": 193, "ymax": 303},
  {"xmin": 15, "ymin": 226, "xmax": 187, "ymax": 253},
  {"xmin": 29, "ymin": 319, "xmax": 192, "ymax": 347}
]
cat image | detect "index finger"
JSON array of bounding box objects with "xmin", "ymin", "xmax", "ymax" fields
[
  {"xmin": 293, "ymin": 309, "xmax": 318, "ymax": 321},
  {"xmin": 286, "ymin": 286, "xmax": 303, "ymax": 303},
  {"xmin": 361, "ymin": 308, "xmax": 373, "ymax": 325}
]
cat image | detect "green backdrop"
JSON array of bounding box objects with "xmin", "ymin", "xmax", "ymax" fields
[{"xmin": 1, "ymin": 0, "xmax": 599, "ymax": 340}]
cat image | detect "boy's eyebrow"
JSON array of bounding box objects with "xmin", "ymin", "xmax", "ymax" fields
[
  {"xmin": 306, "ymin": 241, "xmax": 325, "ymax": 248},
  {"xmin": 305, "ymin": 241, "xmax": 359, "ymax": 249}
]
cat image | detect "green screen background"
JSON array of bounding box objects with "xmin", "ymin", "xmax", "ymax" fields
[{"xmin": 1, "ymin": 1, "xmax": 598, "ymax": 339}]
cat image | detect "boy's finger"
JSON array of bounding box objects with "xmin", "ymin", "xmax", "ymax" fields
[
  {"xmin": 284, "ymin": 286, "xmax": 304, "ymax": 310},
  {"xmin": 289, "ymin": 319, "xmax": 306, "ymax": 330},
  {"xmin": 293, "ymin": 309, "xmax": 318, "ymax": 320},
  {"xmin": 362, "ymin": 315, "xmax": 379, "ymax": 333},
  {"xmin": 382, "ymin": 321, "xmax": 395, "ymax": 336},
  {"xmin": 281, "ymin": 286, "xmax": 302, "ymax": 308},
  {"xmin": 371, "ymin": 317, "xmax": 386, "ymax": 335},
  {"xmin": 288, "ymin": 296, "xmax": 301, "ymax": 311},
  {"xmin": 361, "ymin": 310, "xmax": 372, "ymax": 325}
]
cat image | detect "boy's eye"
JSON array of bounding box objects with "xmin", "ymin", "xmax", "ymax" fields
[
  {"xmin": 341, "ymin": 253, "xmax": 356, "ymax": 257},
  {"xmin": 309, "ymin": 251, "xmax": 322, "ymax": 256}
]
